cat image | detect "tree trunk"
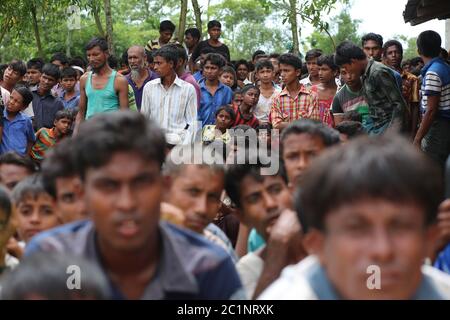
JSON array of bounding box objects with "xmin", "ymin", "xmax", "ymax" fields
[
  {"xmin": 178, "ymin": 0, "xmax": 188, "ymax": 42},
  {"xmin": 103, "ymin": 0, "xmax": 114, "ymax": 55},
  {"xmin": 288, "ymin": 0, "xmax": 300, "ymax": 55},
  {"xmin": 191, "ymin": 0, "xmax": 202, "ymax": 38},
  {"xmin": 91, "ymin": 0, "xmax": 105, "ymax": 37},
  {"xmin": 66, "ymin": 28, "xmax": 72, "ymax": 58},
  {"xmin": 30, "ymin": 3, "xmax": 44, "ymax": 58}
]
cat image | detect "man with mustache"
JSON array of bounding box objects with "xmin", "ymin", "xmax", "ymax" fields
[
  {"xmin": 126, "ymin": 46, "xmax": 158, "ymax": 111},
  {"xmin": 74, "ymin": 37, "xmax": 129, "ymax": 134}
]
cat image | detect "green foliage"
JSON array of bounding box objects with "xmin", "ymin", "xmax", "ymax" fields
[{"xmin": 393, "ymin": 35, "xmax": 419, "ymax": 61}]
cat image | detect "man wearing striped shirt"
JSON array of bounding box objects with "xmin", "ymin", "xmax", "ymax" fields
[
  {"xmin": 141, "ymin": 46, "xmax": 198, "ymax": 145},
  {"xmin": 414, "ymin": 31, "xmax": 450, "ymax": 168}
]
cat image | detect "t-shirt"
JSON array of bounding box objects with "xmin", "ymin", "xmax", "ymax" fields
[
  {"xmin": 30, "ymin": 127, "xmax": 61, "ymax": 162},
  {"xmin": 236, "ymin": 252, "xmax": 264, "ymax": 299},
  {"xmin": 332, "ymin": 84, "xmax": 370, "ymax": 124},
  {"xmin": 232, "ymin": 104, "xmax": 259, "ymax": 128},
  {"xmin": 420, "ymin": 57, "xmax": 450, "ymax": 119},
  {"xmin": 254, "ymin": 86, "xmax": 281, "ymax": 123},
  {"xmin": 191, "ymin": 40, "xmax": 230, "ymax": 63}
]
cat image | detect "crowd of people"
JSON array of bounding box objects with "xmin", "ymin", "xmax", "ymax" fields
[{"xmin": 0, "ymin": 17, "xmax": 450, "ymax": 300}]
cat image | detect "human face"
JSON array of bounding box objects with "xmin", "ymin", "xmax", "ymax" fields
[
  {"xmin": 339, "ymin": 61, "xmax": 365, "ymax": 87},
  {"xmin": 3, "ymin": 66, "xmax": 22, "ymax": 86},
  {"xmin": 16, "ymin": 194, "xmax": 59, "ymax": 243},
  {"xmin": 279, "ymin": 63, "xmax": 301, "ymax": 86},
  {"xmin": 257, "ymin": 67, "xmax": 274, "ymax": 84},
  {"xmin": 236, "ymin": 64, "xmax": 249, "ymax": 81},
  {"xmin": 208, "ymin": 26, "xmax": 221, "ymax": 41},
  {"xmin": 316, "ymin": 198, "xmax": 433, "ymax": 299},
  {"xmin": 127, "ymin": 47, "xmax": 146, "ymax": 71},
  {"xmin": 282, "ymin": 133, "xmax": 326, "ymax": 186},
  {"xmin": 84, "ymin": 152, "xmax": 163, "ymax": 253},
  {"xmin": 0, "ymin": 164, "xmax": 32, "ymax": 191},
  {"xmin": 203, "ymin": 61, "xmax": 221, "ymax": 81},
  {"xmin": 39, "ymin": 73, "xmax": 58, "ymax": 93},
  {"xmin": 86, "ymin": 46, "xmax": 108, "ymax": 73},
  {"xmin": 61, "ymin": 76, "xmax": 76, "ymax": 92},
  {"xmin": 363, "ymin": 40, "xmax": 382, "ymax": 61},
  {"xmin": 26, "ymin": 68, "xmax": 42, "ymax": 86},
  {"xmin": 306, "ymin": 58, "xmax": 319, "ymax": 78},
  {"xmin": 270, "ymin": 58, "xmax": 280, "ymax": 74},
  {"xmin": 7, "ymin": 90, "xmax": 26, "ymax": 113},
  {"xmin": 167, "ymin": 165, "xmax": 224, "ymax": 234},
  {"xmin": 55, "ymin": 176, "xmax": 87, "ymax": 224},
  {"xmin": 159, "ymin": 30, "xmax": 173, "ymax": 44},
  {"xmin": 242, "ymin": 88, "xmax": 259, "ymax": 108},
  {"xmin": 153, "ymin": 55, "xmax": 173, "ymax": 78},
  {"xmin": 238, "ymin": 174, "xmax": 292, "ymax": 240},
  {"xmin": 215, "ymin": 109, "xmax": 233, "ymax": 131},
  {"xmin": 318, "ymin": 64, "xmax": 337, "ymax": 84},
  {"xmin": 51, "ymin": 60, "xmax": 65, "ymax": 71},
  {"xmin": 384, "ymin": 45, "xmax": 402, "ymax": 69},
  {"xmin": 233, "ymin": 93, "xmax": 243, "ymax": 106},
  {"xmin": 219, "ymin": 72, "xmax": 235, "ymax": 87},
  {"xmin": 54, "ymin": 118, "xmax": 72, "ymax": 136},
  {"xmin": 184, "ymin": 34, "xmax": 197, "ymax": 49}
]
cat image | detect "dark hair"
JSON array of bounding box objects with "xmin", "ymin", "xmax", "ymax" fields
[
  {"xmin": 153, "ymin": 45, "xmax": 178, "ymax": 68},
  {"xmin": 279, "ymin": 53, "xmax": 302, "ymax": 70},
  {"xmin": 233, "ymin": 89, "xmax": 242, "ymax": 99},
  {"xmin": 317, "ymin": 54, "xmax": 338, "ymax": 71},
  {"xmin": 401, "ymin": 60, "xmax": 411, "ymax": 69},
  {"xmin": 361, "ymin": 33, "xmax": 383, "ymax": 48},
  {"xmin": 296, "ymin": 134, "xmax": 443, "ymax": 233},
  {"xmin": 50, "ymin": 52, "xmax": 68, "ymax": 66},
  {"xmin": 241, "ymin": 84, "xmax": 260, "ymax": 96},
  {"xmin": 60, "ymin": 67, "xmax": 78, "ymax": 80},
  {"xmin": 0, "ymin": 186, "xmax": 12, "ymax": 222},
  {"xmin": 159, "ymin": 20, "xmax": 176, "ymax": 33},
  {"xmin": 42, "ymin": 63, "xmax": 61, "ymax": 80},
  {"xmin": 185, "ymin": 28, "xmax": 201, "ymax": 40},
  {"xmin": 167, "ymin": 43, "xmax": 188, "ymax": 63},
  {"xmin": 26, "ymin": 58, "xmax": 45, "ymax": 72},
  {"xmin": 200, "ymin": 47, "xmax": 216, "ymax": 56},
  {"xmin": 335, "ymin": 121, "xmax": 365, "ymax": 138},
  {"xmin": 255, "ymin": 59, "xmax": 275, "ymax": 72},
  {"xmin": 204, "ymin": 53, "xmax": 226, "ymax": 69},
  {"xmin": 235, "ymin": 59, "xmax": 250, "ymax": 71},
  {"xmin": 305, "ymin": 49, "xmax": 323, "ymax": 62},
  {"xmin": 69, "ymin": 56, "xmax": 87, "ymax": 69},
  {"xmin": 0, "ymin": 252, "xmax": 110, "ymax": 299},
  {"xmin": 107, "ymin": 55, "xmax": 118, "ymax": 69},
  {"xmin": 334, "ymin": 41, "xmax": 367, "ymax": 66},
  {"xmin": 417, "ymin": 30, "xmax": 442, "ymax": 58},
  {"xmin": 13, "ymin": 86, "xmax": 33, "ymax": 107},
  {"xmin": 85, "ymin": 37, "xmax": 108, "ymax": 52},
  {"xmin": 0, "ymin": 64, "xmax": 8, "ymax": 80},
  {"xmin": 8, "ymin": 60, "xmax": 27, "ymax": 77},
  {"xmin": 281, "ymin": 119, "xmax": 340, "ymax": 149},
  {"xmin": 383, "ymin": 40, "xmax": 403, "ymax": 57},
  {"xmin": 268, "ymin": 53, "xmax": 280, "ymax": 60},
  {"xmin": 207, "ymin": 20, "xmax": 221, "ymax": 30},
  {"xmin": 215, "ymin": 105, "xmax": 236, "ymax": 122},
  {"xmin": 221, "ymin": 66, "xmax": 237, "ymax": 89},
  {"xmin": 252, "ymin": 50, "xmax": 266, "ymax": 61},
  {"xmin": 440, "ymin": 48, "xmax": 449, "ymax": 61},
  {"xmin": 410, "ymin": 56, "xmax": 424, "ymax": 66},
  {"xmin": 54, "ymin": 109, "xmax": 73, "ymax": 122},
  {"xmin": 73, "ymin": 111, "xmax": 166, "ymax": 179},
  {"xmin": 11, "ymin": 174, "xmax": 49, "ymax": 205},
  {"xmin": 342, "ymin": 110, "xmax": 363, "ymax": 122},
  {"xmin": 225, "ymin": 153, "xmax": 287, "ymax": 208},
  {"xmin": 0, "ymin": 152, "xmax": 36, "ymax": 173}
]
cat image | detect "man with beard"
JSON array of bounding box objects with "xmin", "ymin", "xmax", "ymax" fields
[
  {"xmin": 126, "ymin": 46, "xmax": 158, "ymax": 111},
  {"xmin": 74, "ymin": 37, "xmax": 129, "ymax": 134}
]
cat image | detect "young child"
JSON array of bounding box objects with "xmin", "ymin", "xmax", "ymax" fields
[
  {"xmin": 59, "ymin": 67, "xmax": 80, "ymax": 110},
  {"xmin": 219, "ymin": 66, "xmax": 237, "ymax": 90},
  {"xmin": 232, "ymin": 89, "xmax": 243, "ymax": 108},
  {"xmin": 202, "ymin": 105, "xmax": 235, "ymax": 144},
  {"xmin": 254, "ymin": 59, "xmax": 281, "ymax": 124},
  {"xmin": 11, "ymin": 174, "xmax": 60, "ymax": 245},
  {"xmin": 232, "ymin": 84, "xmax": 260, "ymax": 128},
  {"xmin": 0, "ymin": 86, "xmax": 35, "ymax": 156},
  {"xmin": 30, "ymin": 109, "xmax": 73, "ymax": 164}
]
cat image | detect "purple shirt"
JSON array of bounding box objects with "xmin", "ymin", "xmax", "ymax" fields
[
  {"xmin": 180, "ymin": 72, "xmax": 201, "ymax": 108},
  {"xmin": 126, "ymin": 69, "xmax": 159, "ymax": 110}
]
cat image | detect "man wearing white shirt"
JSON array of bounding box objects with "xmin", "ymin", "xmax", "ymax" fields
[{"xmin": 141, "ymin": 46, "xmax": 198, "ymax": 146}]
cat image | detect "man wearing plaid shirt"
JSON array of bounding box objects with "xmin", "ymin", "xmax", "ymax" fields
[{"xmin": 270, "ymin": 53, "xmax": 320, "ymax": 130}]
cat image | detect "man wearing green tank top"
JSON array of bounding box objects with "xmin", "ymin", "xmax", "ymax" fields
[{"xmin": 74, "ymin": 37, "xmax": 129, "ymax": 134}]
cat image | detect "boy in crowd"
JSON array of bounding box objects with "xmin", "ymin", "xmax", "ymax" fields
[
  {"xmin": 26, "ymin": 58, "xmax": 45, "ymax": 91},
  {"xmin": 184, "ymin": 28, "xmax": 201, "ymax": 70},
  {"xmin": 300, "ymin": 49, "xmax": 323, "ymax": 88},
  {"xmin": 191, "ymin": 20, "xmax": 231, "ymax": 64},
  {"xmin": 0, "ymin": 87, "xmax": 35, "ymax": 157},
  {"xmin": 198, "ymin": 53, "xmax": 233, "ymax": 127},
  {"xmin": 145, "ymin": 20, "xmax": 177, "ymax": 53},
  {"xmin": 59, "ymin": 67, "xmax": 80, "ymax": 110},
  {"xmin": 361, "ymin": 33, "xmax": 383, "ymax": 62},
  {"xmin": 260, "ymin": 135, "xmax": 450, "ymax": 299},
  {"xmin": 254, "ymin": 59, "xmax": 281, "ymax": 124},
  {"xmin": 270, "ymin": 54, "xmax": 320, "ymax": 130},
  {"xmin": 30, "ymin": 109, "xmax": 73, "ymax": 164},
  {"xmin": 31, "ymin": 63, "xmax": 64, "ymax": 131},
  {"xmin": 0, "ymin": 152, "xmax": 36, "ymax": 191},
  {"xmin": 235, "ymin": 59, "xmax": 252, "ymax": 88},
  {"xmin": 25, "ymin": 111, "xmax": 244, "ymax": 300}
]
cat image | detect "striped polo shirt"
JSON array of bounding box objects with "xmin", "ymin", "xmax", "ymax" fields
[{"xmin": 421, "ymin": 57, "xmax": 450, "ymax": 119}]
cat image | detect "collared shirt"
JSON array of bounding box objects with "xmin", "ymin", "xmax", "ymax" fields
[
  {"xmin": 0, "ymin": 110, "xmax": 35, "ymax": 156},
  {"xmin": 193, "ymin": 71, "xmax": 203, "ymax": 83},
  {"xmin": 198, "ymin": 79, "xmax": 233, "ymax": 127},
  {"xmin": 59, "ymin": 90, "xmax": 80, "ymax": 110},
  {"xmin": 126, "ymin": 69, "xmax": 159, "ymax": 110},
  {"xmin": 141, "ymin": 76, "xmax": 198, "ymax": 144},
  {"xmin": 25, "ymin": 219, "xmax": 244, "ymax": 300},
  {"xmin": 270, "ymin": 83, "xmax": 320, "ymax": 129},
  {"xmin": 420, "ymin": 57, "xmax": 450, "ymax": 119},
  {"xmin": 361, "ymin": 59, "xmax": 407, "ymax": 135},
  {"xmin": 32, "ymin": 88, "xmax": 64, "ymax": 131},
  {"xmin": 179, "ymin": 72, "xmax": 201, "ymax": 108}
]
